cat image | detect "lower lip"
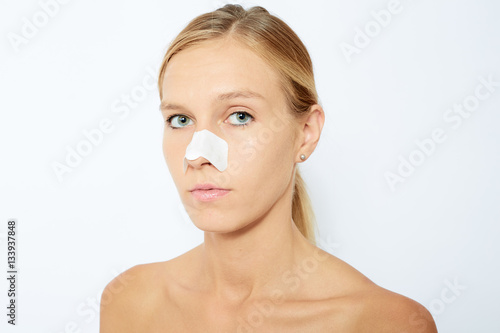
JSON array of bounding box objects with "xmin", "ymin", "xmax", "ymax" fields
[{"xmin": 191, "ymin": 189, "xmax": 230, "ymax": 202}]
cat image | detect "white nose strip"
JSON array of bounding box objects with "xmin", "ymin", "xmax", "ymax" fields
[{"xmin": 183, "ymin": 129, "xmax": 228, "ymax": 173}]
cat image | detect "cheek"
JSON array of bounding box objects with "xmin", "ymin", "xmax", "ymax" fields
[
  {"xmin": 162, "ymin": 133, "xmax": 172, "ymax": 164},
  {"xmin": 261, "ymin": 138, "xmax": 293, "ymax": 174},
  {"xmin": 163, "ymin": 133, "xmax": 187, "ymax": 172},
  {"xmin": 228, "ymin": 132, "xmax": 292, "ymax": 183}
]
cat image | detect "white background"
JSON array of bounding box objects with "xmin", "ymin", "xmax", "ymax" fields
[{"xmin": 1, "ymin": 0, "xmax": 499, "ymax": 332}]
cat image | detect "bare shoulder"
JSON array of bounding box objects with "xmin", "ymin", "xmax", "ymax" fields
[
  {"xmin": 310, "ymin": 249, "xmax": 437, "ymax": 332},
  {"xmin": 98, "ymin": 244, "xmax": 202, "ymax": 332},
  {"xmin": 99, "ymin": 262, "xmax": 167, "ymax": 332},
  {"xmin": 99, "ymin": 245, "xmax": 203, "ymax": 332},
  {"xmin": 353, "ymin": 286, "xmax": 437, "ymax": 333}
]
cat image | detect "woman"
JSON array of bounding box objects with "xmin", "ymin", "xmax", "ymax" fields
[{"xmin": 100, "ymin": 4, "xmax": 437, "ymax": 332}]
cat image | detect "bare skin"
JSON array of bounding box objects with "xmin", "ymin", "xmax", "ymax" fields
[{"xmin": 100, "ymin": 37, "xmax": 437, "ymax": 332}]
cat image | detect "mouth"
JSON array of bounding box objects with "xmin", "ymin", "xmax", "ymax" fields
[{"xmin": 189, "ymin": 183, "xmax": 230, "ymax": 202}]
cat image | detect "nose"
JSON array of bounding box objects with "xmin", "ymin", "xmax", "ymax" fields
[
  {"xmin": 183, "ymin": 125, "xmax": 214, "ymax": 173},
  {"xmin": 185, "ymin": 156, "xmax": 212, "ymax": 170},
  {"xmin": 183, "ymin": 127, "xmax": 229, "ymax": 173}
]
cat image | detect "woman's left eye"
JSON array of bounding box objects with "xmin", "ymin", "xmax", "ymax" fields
[{"xmin": 227, "ymin": 112, "xmax": 254, "ymax": 126}]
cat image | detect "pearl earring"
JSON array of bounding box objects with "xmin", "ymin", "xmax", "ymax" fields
[{"xmin": 300, "ymin": 154, "xmax": 306, "ymax": 161}]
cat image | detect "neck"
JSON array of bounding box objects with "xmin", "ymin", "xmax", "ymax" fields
[{"xmin": 198, "ymin": 189, "xmax": 312, "ymax": 305}]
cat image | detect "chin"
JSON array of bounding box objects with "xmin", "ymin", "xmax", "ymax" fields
[{"xmin": 189, "ymin": 213, "xmax": 249, "ymax": 234}]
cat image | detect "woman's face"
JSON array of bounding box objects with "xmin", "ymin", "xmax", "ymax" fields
[{"xmin": 160, "ymin": 37, "xmax": 302, "ymax": 233}]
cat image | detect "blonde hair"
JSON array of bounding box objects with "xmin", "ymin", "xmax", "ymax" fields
[{"xmin": 157, "ymin": 4, "xmax": 319, "ymax": 244}]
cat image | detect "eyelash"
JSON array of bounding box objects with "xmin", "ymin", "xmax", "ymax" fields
[{"xmin": 165, "ymin": 111, "xmax": 254, "ymax": 129}]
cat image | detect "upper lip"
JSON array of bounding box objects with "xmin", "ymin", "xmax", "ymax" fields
[{"xmin": 189, "ymin": 183, "xmax": 229, "ymax": 191}]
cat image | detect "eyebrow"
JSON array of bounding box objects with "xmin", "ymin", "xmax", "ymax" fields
[{"xmin": 159, "ymin": 90, "xmax": 265, "ymax": 112}]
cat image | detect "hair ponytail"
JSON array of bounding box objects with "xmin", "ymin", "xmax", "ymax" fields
[{"xmin": 292, "ymin": 168, "xmax": 316, "ymax": 244}]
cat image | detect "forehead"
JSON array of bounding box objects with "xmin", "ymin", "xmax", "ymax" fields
[{"xmin": 161, "ymin": 38, "xmax": 284, "ymax": 105}]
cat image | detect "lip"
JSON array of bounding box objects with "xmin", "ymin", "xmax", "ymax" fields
[
  {"xmin": 191, "ymin": 189, "xmax": 230, "ymax": 201},
  {"xmin": 189, "ymin": 183, "xmax": 230, "ymax": 202},
  {"xmin": 189, "ymin": 183, "xmax": 228, "ymax": 191}
]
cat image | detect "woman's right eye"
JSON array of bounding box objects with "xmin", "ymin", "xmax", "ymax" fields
[{"xmin": 166, "ymin": 114, "xmax": 194, "ymax": 128}]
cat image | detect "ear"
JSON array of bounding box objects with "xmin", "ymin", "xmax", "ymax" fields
[{"xmin": 295, "ymin": 104, "xmax": 325, "ymax": 162}]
